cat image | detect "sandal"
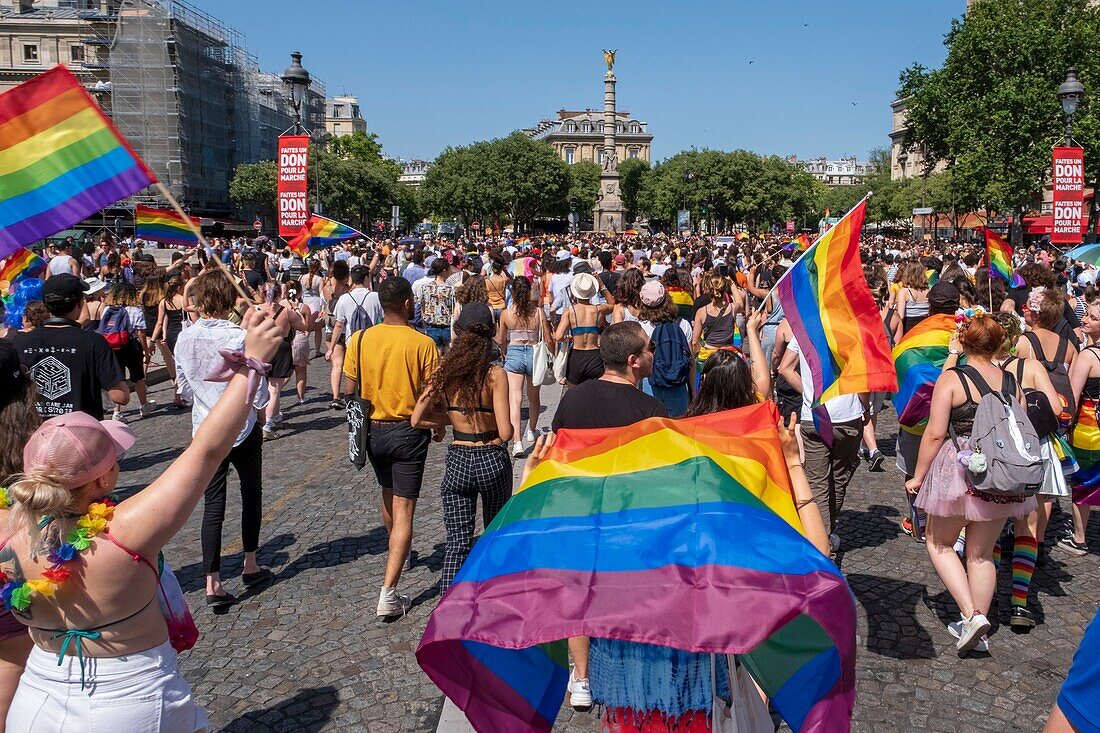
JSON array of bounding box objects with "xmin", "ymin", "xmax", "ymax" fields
[
  {"xmin": 206, "ymin": 592, "xmax": 238, "ymax": 607},
  {"xmin": 242, "ymin": 568, "xmax": 274, "ymax": 587}
]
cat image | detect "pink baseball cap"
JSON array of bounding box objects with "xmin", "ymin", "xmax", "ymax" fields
[
  {"xmin": 23, "ymin": 412, "xmax": 135, "ymax": 489},
  {"xmin": 639, "ymin": 280, "xmax": 666, "ymax": 307}
]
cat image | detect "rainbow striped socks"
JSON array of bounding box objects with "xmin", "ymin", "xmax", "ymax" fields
[{"xmin": 1011, "ymin": 536, "xmax": 1038, "ymax": 608}]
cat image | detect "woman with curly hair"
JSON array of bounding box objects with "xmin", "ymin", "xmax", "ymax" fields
[
  {"xmin": 610, "ymin": 268, "xmax": 645, "ymax": 324},
  {"xmin": 0, "ymin": 341, "xmax": 37, "ymax": 728},
  {"xmin": 453, "ymin": 275, "xmax": 495, "ymax": 336},
  {"xmin": 412, "ymin": 323, "xmax": 512, "ymax": 590}
]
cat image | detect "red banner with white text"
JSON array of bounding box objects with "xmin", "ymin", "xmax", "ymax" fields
[
  {"xmin": 1052, "ymin": 146, "xmax": 1085, "ymax": 245},
  {"xmin": 277, "ymin": 135, "xmax": 310, "ymax": 237}
]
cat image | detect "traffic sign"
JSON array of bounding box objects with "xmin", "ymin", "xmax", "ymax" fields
[
  {"xmin": 253, "ymin": 219, "xmax": 262, "ymax": 231},
  {"xmin": 912, "ymin": 207, "xmax": 934, "ymax": 216},
  {"xmin": 471, "ymin": 221, "xmax": 481, "ymax": 230}
]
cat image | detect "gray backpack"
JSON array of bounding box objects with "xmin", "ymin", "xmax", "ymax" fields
[{"xmin": 948, "ymin": 365, "xmax": 1044, "ymax": 498}]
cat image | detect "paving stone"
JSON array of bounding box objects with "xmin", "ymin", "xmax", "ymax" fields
[{"xmin": 113, "ymin": 362, "xmax": 1099, "ymax": 732}]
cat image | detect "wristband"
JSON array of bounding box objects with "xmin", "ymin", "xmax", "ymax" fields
[{"xmin": 204, "ymin": 349, "xmax": 271, "ymax": 404}]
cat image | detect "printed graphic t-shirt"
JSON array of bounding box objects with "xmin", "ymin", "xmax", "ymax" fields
[{"xmin": 13, "ymin": 320, "xmax": 124, "ymax": 419}]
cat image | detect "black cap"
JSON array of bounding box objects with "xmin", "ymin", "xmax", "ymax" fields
[
  {"xmin": 572, "ymin": 260, "xmax": 594, "ymax": 275},
  {"xmin": 41, "ymin": 273, "xmax": 88, "ymax": 312},
  {"xmin": 927, "ymin": 282, "xmax": 961, "ymax": 314}
]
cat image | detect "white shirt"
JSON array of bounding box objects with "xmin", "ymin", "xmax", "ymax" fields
[
  {"xmin": 47, "ymin": 255, "xmax": 76, "ymax": 276},
  {"xmin": 787, "ymin": 337, "xmax": 864, "ymax": 423},
  {"xmin": 638, "ymin": 317, "xmax": 692, "ymax": 343},
  {"xmin": 174, "ymin": 319, "xmax": 269, "ymax": 446},
  {"xmin": 334, "ymin": 287, "xmax": 383, "ymax": 327}
]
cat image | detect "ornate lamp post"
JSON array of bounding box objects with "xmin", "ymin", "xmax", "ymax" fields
[
  {"xmin": 282, "ymin": 51, "xmax": 312, "ymax": 134},
  {"xmin": 1058, "ymin": 67, "xmax": 1085, "ymax": 147}
]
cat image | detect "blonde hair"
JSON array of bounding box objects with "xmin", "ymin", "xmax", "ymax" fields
[{"xmin": 7, "ymin": 468, "xmax": 84, "ymax": 546}]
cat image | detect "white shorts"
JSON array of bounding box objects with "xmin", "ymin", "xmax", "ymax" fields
[{"xmin": 7, "ymin": 640, "xmax": 209, "ymax": 731}]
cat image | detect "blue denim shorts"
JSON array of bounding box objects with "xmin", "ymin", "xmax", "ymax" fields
[
  {"xmin": 426, "ymin": 325, "xmax": 451, "ymax": 347},
  {"xmin": 504, "ymin": 344, "xmax": 534, "ymax": 376}
]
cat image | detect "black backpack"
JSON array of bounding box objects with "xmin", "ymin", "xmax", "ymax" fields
[
  {"xmin": 1023, "ymin": 331, "xmax": 1076, "ymax": 425},
  {"xmin": 346, "ymin": 292, "xmax": 374, "ymax": 336}
]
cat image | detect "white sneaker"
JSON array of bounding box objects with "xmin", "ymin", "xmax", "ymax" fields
[
  {"xmin": 828, "ymin": 533, "xmax": 840, "ymax": 553},
  {"xmin": 272, "ymin": 413, "xmax": 284, "ymax": 424},
  {"xmin": 523, "ymin": 428, "xmax": 536, "ymax": 444},
  {"xmin": 376, "ymin": 587, "xmax": 411, "ymax": 618},
  {"xmin": 568, "ymin": 669, "xmax": 592, "ymax": 709},
  {"xmin": 262, "ymin": 421, "xmax": 277, "ymax": 440},
  {"xmin": 947, "ymin": 617, "xmax": 990, "ymax": 653},
  {"xmin": 954, "ymin": 613, "xmax": 991, "ymax": 653},
  {"xmin": 139, "ymin": 400, "xmax": 157, "ymax": 418},
  {"xmin": 111, "ymin": 410, "xmax": 125, "ymax": 423},
  {"xmin": 511, "ymin": 440, "xmax": 524, "ymax": 458}
]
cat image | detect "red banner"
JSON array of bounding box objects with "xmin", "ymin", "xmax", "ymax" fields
[
  {"xmin": 277, "ymin": 135, "xmax": 310, "ymax": 237},
  {"xmin": 1052, "ymin": 146, "xmax": 1085, "ymax": 245}
]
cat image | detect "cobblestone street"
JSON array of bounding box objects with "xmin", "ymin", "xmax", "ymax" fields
[{"xmin": 117, "ymin": 358, "xmax": 1100, "ymax": 733}]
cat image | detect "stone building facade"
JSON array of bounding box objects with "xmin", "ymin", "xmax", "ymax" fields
[{"xmin": 523, "ymin": 109, "xmax": 652, "ymax": 165}]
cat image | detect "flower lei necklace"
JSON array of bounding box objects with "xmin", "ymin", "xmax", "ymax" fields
[{"xmin": 0, "ymin": 489, "xmax": 117, "ymax": 613}]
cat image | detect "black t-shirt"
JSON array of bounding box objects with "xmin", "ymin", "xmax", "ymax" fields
[
  {"xmin": 13, "ymin": 319, "xmax": 124, "ymax": 419},
  {"xmin": 552, "ymin": 378, "xmax": 669, "ymax": 432},
  {"xmin": 243, "ymin": 267, "xmax": 267, "ymax": 293},
  {"xmin": 598, "ymin": 270, "xmax": 621, "ymax": 295}
]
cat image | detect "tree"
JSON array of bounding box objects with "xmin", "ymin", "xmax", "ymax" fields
[
  {"xmin": 419, "ymin": 142, "xmax": 502, "ymax": 228},
  {"xmin": 491, "ymin": 133, "xmax": 570, "ymax": 229},
  {"xmin": 229, "ymin": 161, "xmax": 277, "ymax": 221},
  {"xmin": 617, "ymin": 157, "xmax": 650, "ymax": 223},
  {"xmin": 567, "ymin": 161, "xmax": 601, "ymax": 217},
  {"xmin": 900, "ymin": 0, "xmax": 1100, "ymax": 242}
]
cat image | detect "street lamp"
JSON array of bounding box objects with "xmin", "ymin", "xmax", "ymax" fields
[
  {"xmin": 1058, "ymin": 66, "xmax": 1085, "ymax": 146},
  {"xmin": 683, "ymin": 170, "xmax": 695, "ymax": 222},
  {"xmin": 281, "ymin": 51, "xmax": 312, "ymax": 134}
]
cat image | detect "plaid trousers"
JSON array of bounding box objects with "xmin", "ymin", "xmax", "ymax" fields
[{"xmin": 440, "ymin": 443, "xmax": 514, "ymax": 590}]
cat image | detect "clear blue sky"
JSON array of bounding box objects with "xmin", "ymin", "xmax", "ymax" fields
[{"xmin": 192, "ymin": 0, "xmax": 964, "ymax": 163}]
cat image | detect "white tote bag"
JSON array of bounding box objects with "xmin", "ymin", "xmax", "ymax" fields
[{"xmin": 531, "ymin": 315, "xmax": 556, "ymax": 386}]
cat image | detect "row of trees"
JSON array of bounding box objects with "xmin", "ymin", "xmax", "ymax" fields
[{"xmin": 899, "ymin": 0, "xmax": 1100, "ymax": 242}]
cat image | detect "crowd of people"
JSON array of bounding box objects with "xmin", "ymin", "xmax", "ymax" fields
[{"xmin": 0, "ymin": 226, "xmax": 1098, "ymax": 732}]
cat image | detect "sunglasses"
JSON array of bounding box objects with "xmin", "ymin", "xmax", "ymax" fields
[{"xmin": 647, "ymin": 340, "xmax": 656, "ymax": 353}]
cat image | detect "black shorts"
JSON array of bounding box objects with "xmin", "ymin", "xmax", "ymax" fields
[
  {"xmin": 566, "ymin": 347, "xmax": 604, "ymax": 386},
  {"xmin": 367, "ymin": 421, "xmax": 431, "ymax": 499},
  {"xmin": 114, "ymin": 341, "xmax": 145, "ymax": 382}
]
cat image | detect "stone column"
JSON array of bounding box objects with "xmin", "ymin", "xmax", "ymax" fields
[{"xmin": 592, "ymin": 66, "xmax": 625, "ymax": 232}]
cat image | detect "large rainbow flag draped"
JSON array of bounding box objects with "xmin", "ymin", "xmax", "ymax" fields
[
  {"xmin": 0, "ymin": 66, "xmax": 157, "ymax": 259},
  {"xmin": 0, "ymin": 247, "xmax": 45, "ymax": 293},
  {"xmin": 417, "ymin": 403, "xmax": 857, "ymax": 733},
  {"xmin": 985, "ymin": 228, "xmax": 1025, "ymax": 288},
  {"xmin": 286, "ymin": 214, "xmax": 363, "ymax": 257},
  {"xmin": 134, "ymin": 204, "xmax": 200, "ymax": 247},
  {"xmin": 775, "ymin": 197, "xmax": 897, "ymax": 407},
  {"xmin": 892, "ymin": 313, "xmax": 957, "ymax": 434},
  {"xmin": 1070, "ymin": 399, "xmax": 1100, "ymax": 505},
  {"xmin": 509, "ymin": 256, "xmax": 538, "ymax": 279}
]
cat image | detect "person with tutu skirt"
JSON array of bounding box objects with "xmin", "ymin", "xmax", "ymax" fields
[{"xmin": 905, "ymin": 309, "xmax": 1037, "ymax": 655}]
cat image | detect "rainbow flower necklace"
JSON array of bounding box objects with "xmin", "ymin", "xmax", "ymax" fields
[{"xmin": 0, "ymin": 488, "xmax": 117, "ymax": 613}]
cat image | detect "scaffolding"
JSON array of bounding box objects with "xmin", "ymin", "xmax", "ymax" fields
[{"xmin": 107, "ymin": 0, "xmax": 324, "ymax": 216}]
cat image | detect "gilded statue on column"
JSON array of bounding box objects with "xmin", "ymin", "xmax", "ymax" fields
[{"xmin": 603, "ymin": 49, "xmax": 616, "ymax": 72}]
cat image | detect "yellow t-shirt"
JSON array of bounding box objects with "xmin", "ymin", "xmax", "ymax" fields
[{"xmin": 343, "ymin": 324, "xmax": 439, "ymax": 420}]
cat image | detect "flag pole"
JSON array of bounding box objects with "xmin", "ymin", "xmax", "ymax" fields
[
  {"xmin": 152, "ymin": 181, "xmax": 254, "ymax": 304},
  {"xmin": 754, "ymin": 191, "xmax": 874, "ymax": 313}
]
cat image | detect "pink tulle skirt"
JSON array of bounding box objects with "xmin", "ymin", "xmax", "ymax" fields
[{"xmin": 915, "ymin": 439, "xmax": 1036, "ymax": 521}]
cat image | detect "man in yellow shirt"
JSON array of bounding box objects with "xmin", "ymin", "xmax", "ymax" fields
[{"xmin": 344, "ymin": 277, "xmax": 439, "ymax": 617}]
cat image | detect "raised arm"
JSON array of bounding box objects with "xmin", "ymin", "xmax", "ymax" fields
[{"xmin": 110, "ymin": 317, "xmax": 282, "ymax": 558}]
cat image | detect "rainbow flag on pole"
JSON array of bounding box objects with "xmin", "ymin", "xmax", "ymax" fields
[
  {"xmin": 775, "ymin": 197, "xmax": 897, "ymax": 407},
  {"xmin": 0, "ymin": 247, "xmax": 46, "ymax": 292},
  {"xmin": 0, "ymin": 66, "xmax": 156, "ymax": 259},
  {"xmin": 286, "ymin": 214, "xmax": 363, "ymax": 257},
  {"xmin": 134, "ymin": 204, "xmax": 200, "ymax": 247},
  {"xmin": 785, "ymin": 232, "xmax": 811, "ymax": 252},
  {"xmin": 985, "ymin": 228, "xmax": 1024, "ymax": 287},
  {"xmin": 417, "ymin": 403, "xmax": 856, "ymax": 733},
  {"xmin": 892, "ymin": 313, "xmax": 957, "ymax": 433}
]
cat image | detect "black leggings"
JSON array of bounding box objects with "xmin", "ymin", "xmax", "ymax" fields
[{"xmin": 201, "ymin": 423, "xmax": 263, "ymax": 574}]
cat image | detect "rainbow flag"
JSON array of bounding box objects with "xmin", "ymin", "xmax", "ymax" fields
[
  {"xmin": 0, "ymin": 247, "xmax": 46, "ymax": 292},
  {"xmin": 985, "ymin": 228, "xmax": 1025, "ymax": 288},
  {"xmin": 1070, "ymin": 398, "xmax": 1100, "ymax": 505},
  {"xmin": 667, "ymin": 284, "xmax": 695, "ymax": 320},
  {"xmin": 509, "ymin": 256, "xmax": 538, "ymax": 279},
  {"xmin": 776, "ymin": 197, "xmax": 897, "ymax": 407},
  {"xmin": 892, "ymin": 313, "xmax": 956, "ymax": 434},
  {"xmin": 417, "ymin": 403, "xmax": 856, "ymax": 733},
  {"xmin": 286, "ymin": 214, "xmax": 363, "ymax": 257},
  {"xmin": 134, "ymin": 204, "xmax": 200, "ymax": 247},
  {"xmin": 0, "ymin": 66, "xmax": 156, "ymax": 259}
]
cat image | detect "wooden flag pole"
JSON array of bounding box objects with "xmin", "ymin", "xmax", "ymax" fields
[{"xmin": 152, "ymin": 181, "xmax": 254, "ymax": 304}]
